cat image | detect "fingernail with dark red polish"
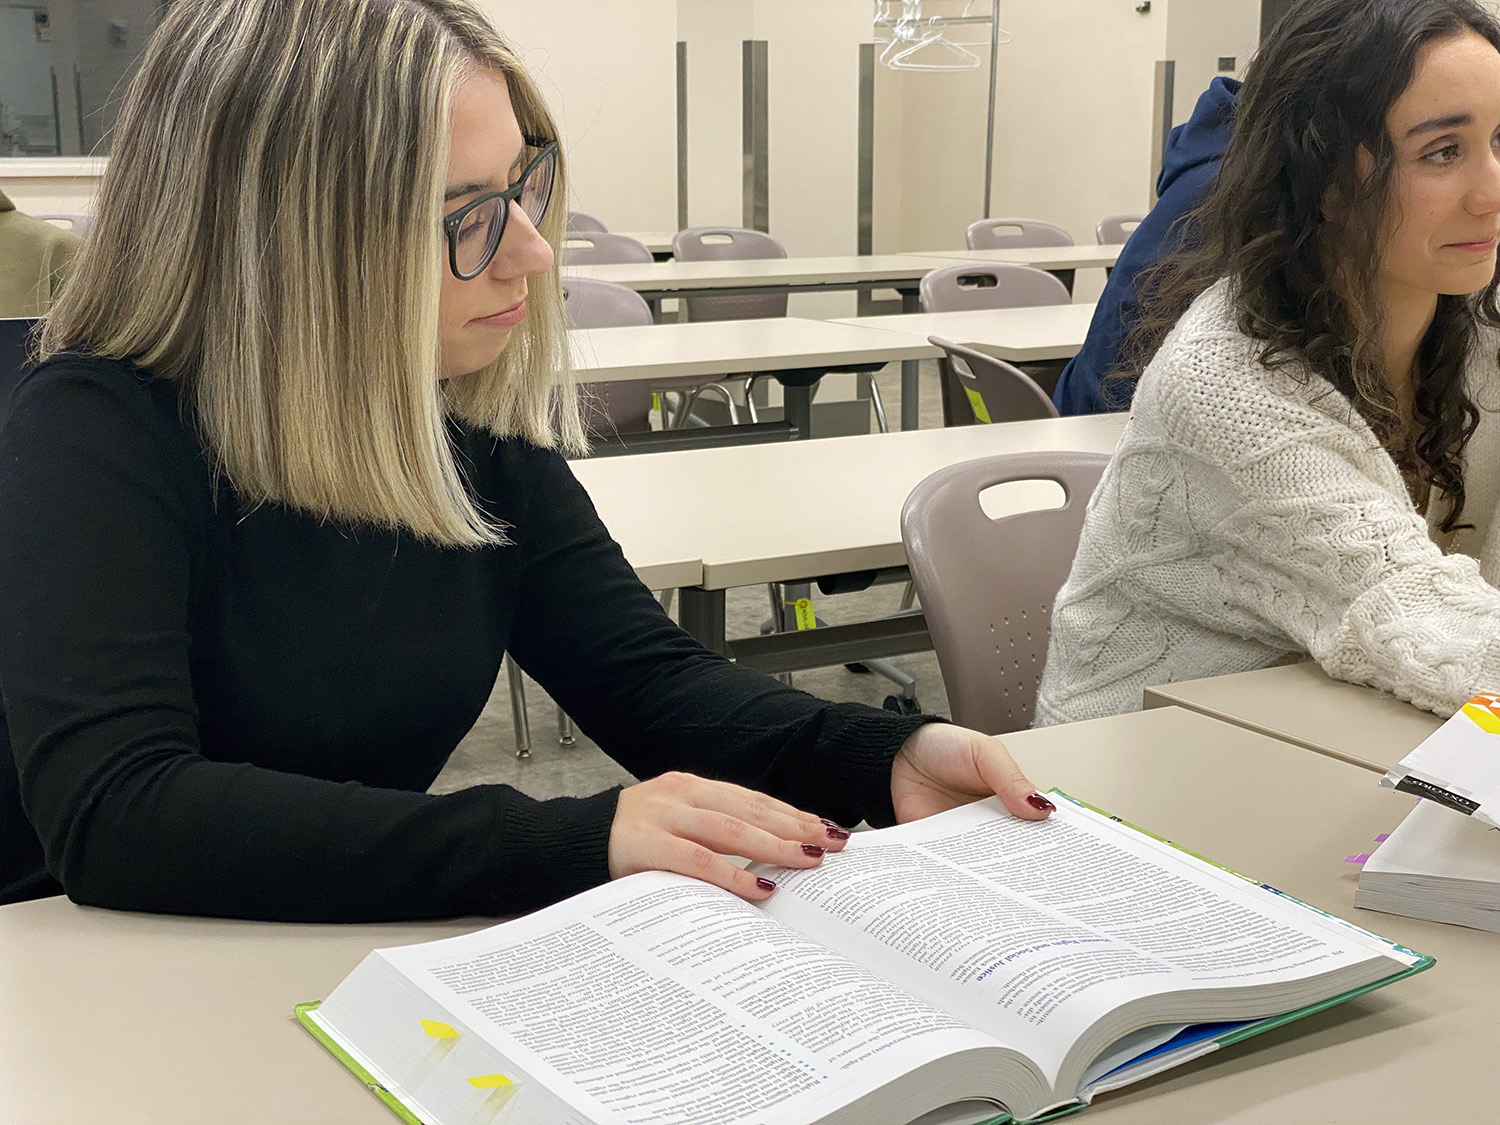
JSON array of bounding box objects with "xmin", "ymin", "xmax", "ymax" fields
[
  {"xmin": 756, "ymin": 877, "xmax": 777, "ymax": 892},
  {"xmin": 1026, "ymin": 793, "xmax": 1056, "ymax": 813},
  {"xmin": 824, "ymin": 823, "xmax": 851, "ymax": 840},
  {"xmin": 801, "ymin": 843, "xmax": 826, "ymax": 857}
]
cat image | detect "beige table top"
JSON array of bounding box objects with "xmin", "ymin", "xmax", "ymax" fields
[
  {"xmin": 1143, "ymin": 662, "xmax": 1444, "ymax": 774},
  {"xmin": 910, "ymin": 244, "xmax": 1123, "ymax": 271},
  {"xmin": 3, "ymin": 706, "xmax": 1490, "ymax": 1123},
  {"xmin": 828, "ymin": 303, "xmax": 1096, "ymax": 363},
  {"xmin": 572, "ymin": 413, "xmax": 1127, "ymax": 590},
  {"xmin": 568, "ymin": 315, "xmax": 937, "ymax": 383},
  {"xmin": 563, "ymin": 253, "xmax": 946, "ymax": 292}
]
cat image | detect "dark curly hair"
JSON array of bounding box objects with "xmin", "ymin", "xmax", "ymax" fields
[{"xmin": 1122, "ymin": 0, "xmax": 1500, "ymax": 533}]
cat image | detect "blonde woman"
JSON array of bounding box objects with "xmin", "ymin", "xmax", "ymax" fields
[{"xmin": 0, "ymin": 0, "xmax": 1051, "ymax": 920}]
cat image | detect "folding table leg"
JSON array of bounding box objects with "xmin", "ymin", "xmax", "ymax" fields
[{"xmin": 678, "ymin": 587, "xmax": 728, "ymax": 655}]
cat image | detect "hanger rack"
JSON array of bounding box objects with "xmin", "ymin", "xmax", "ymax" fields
[{"xmin": 873, "ymin": 1, "xmax": 1007, "ymax": 218}]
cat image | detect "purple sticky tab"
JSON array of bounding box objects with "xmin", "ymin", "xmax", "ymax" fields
[
  {"xmin": 1344, "ymin": 853, "xmax": 1371, "ymax": 865},
  {"xmin": 1374, "ymin": 833, "xmax": 1390, "ymax": 843}
]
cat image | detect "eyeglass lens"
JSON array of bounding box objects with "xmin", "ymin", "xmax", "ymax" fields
[{"xmin": 453, "ymin": 147, "xmax": 557, "ymax": 278}]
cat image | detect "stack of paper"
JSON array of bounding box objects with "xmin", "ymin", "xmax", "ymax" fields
[{"xmin": 1357, "ymin": 801, "xmax": 1500, "ymax": 933}]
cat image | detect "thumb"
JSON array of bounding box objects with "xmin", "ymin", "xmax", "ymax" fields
[{"xmin": 974, "ymin": 735, "xmax": 1052, "ymax": 820}]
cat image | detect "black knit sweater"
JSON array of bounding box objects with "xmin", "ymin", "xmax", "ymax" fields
[{"xmin": 0, "ymin": 356, "xmax": 927, "ymax": 919}]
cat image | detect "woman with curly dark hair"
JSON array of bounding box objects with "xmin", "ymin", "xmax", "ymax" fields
[{"xmin": 1036, "ymin": 0, "xmax": 1500, "ymax": 725}]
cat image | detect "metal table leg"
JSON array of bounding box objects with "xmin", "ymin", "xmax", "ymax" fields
[
  {"xmin": 900, "ymin": 289, "xmax": 921, "ymax": 431},
  {"xmin": 678, "ymin": 587, "xmax": 728, "ymax": 654}
]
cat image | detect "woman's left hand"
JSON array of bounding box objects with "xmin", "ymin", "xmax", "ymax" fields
[{"xmin": 890, "ymin": 722, "xmax": 1054, "ymax": 824}]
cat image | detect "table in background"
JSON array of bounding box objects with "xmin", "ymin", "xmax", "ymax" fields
[
  {"xmin": 1143, "ymin": 662, "xmax": 1443, "ymax": 773},
  {"xmin": 569, "ymin": 317, "xmax": 936, "ymax": 439},
  {"xmin": 828, "ymin": 303, "xmax": 1095, "ymax": 364},
  {"xmin": 611, "ymin": 229, "xmax": 674, "ymax": 259},
  {"xmin": 572, "ymin": 413, "xmax": 1127, "ymax": 671},
  {"xmin": 910, "ymin": 244, "xmax": 1122, "ymax": 274},
  {"xmin": 565, "ymin": 255, "xmax": 949, "ymax": 430},
  {"xmin": 4, "ymin": 705, "xmax": 1491, "ymax": 1123}
]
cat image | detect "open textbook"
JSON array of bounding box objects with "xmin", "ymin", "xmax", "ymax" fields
[{"xmin": 299, "ymin": 794, "xmax": 1430, "ymax": 1125}]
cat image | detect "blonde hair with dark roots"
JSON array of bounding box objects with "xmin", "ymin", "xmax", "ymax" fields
[{"xmin": 40, "ymin": 0, "xmax": 584, "ymax": 547}]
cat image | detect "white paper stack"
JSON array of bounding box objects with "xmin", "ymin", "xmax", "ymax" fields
[
  {"xmin": 1379, "ymin": 692, "xmax": 1500, "ymax": 827},
  {"xmin": 1357, "ymin": 801, "xmax": 1500, "ymax": 934}
]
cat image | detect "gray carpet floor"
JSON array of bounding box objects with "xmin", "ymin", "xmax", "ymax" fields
[{"xmin": 429, "ymin": 360, "xmax": 956, "ymax": 800}]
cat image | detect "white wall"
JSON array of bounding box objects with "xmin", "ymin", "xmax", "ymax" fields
[
  {"xmin": 481, "ymin": 1, "xmax": 678, "ymax": 232},
  {"xmin": 1165, "ymin": 0, "xmax": 1260, "ymax": 129}
]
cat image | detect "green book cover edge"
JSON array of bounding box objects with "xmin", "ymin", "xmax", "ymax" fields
[
  {"xmin": 296, "ymin": 1000, "xmax": 427, "ymax": 1125},
  {"xmin": 293, "ymin": 793, "xmax": 1435, "ymax": 1125}
]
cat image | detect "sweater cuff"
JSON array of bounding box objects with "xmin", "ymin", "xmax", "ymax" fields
[
  {"xmin": 810, "ymin": 707, "xmax": 949, "ymax": 830},
  {"xmin": 473, "ymin": 786, "xmax": 621, "ymax": 916}
]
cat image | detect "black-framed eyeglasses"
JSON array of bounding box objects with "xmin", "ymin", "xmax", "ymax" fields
[{"xmin": 442, "ymin": 136, "xmax": 558, "ymax": 281}]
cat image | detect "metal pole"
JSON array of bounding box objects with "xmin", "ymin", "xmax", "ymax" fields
[{"xmin": 982, "ymin": 3, "xmax": 1001, "ymax": 218}]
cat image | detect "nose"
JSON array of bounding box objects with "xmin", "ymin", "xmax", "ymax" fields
[
  {"xmin": 1467, "ymin": 142, "xmax": 1500, "ymax": 218},
  {"xmin": 487, "ymin": 200, "xmax": 554, "ymax": 280}
]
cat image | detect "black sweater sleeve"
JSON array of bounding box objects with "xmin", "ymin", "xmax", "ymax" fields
[
  {"xmin": 0, "ymin": 363, "xmax": 615, "ymax": 921},
  {"xmin": 503, "ymin": 450, "xmax": 933, "ymax": 827}
]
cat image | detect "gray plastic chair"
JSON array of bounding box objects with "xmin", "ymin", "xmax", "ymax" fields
[
  {"xmin": 1095, "ymin": 214, "xmax": 1144, "ymax": 245},
  {"xmin": 671, "ymin": 226, "xmax": 788, "ymax": 322},
  {"xmin": 965, "ymin": 218, "xmax": 1075, "ymax": 295},
  {"xmin": 32, "ymin": 212, "xmax": 94, "ymax": 238},
  {"xmin": 562, "ymin": 276, "xmax": 658, "ymax": 437},
  {"xmin": 561, "ymin": 232, "xmax": 654, "ymax": 266},
  {"xmin": 928, "ymin": 336, "xmax": 1059, "ymax": 424},
  {"xmin": 900, "ymin": 450, "xmax": 1111, "ymax": 734},
  {"xmin": 919, "ymin": 263, "xmax": 1071, "ymax": 312},
  {"xmin": 566, "ymin": 211, "xmax": 608, "ymax": 234},
  {"xmin": 920, "ymin": 264, "xmax": 1070, "ymax": 423},
  {"xmin": 965, "ymin": 217, "xmax": 1073, "ymax": 250}
]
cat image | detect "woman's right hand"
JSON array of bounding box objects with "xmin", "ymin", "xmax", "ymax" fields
[{"xmin": 608, "ymin": 772, "xmax": 852, "ymax": 900}]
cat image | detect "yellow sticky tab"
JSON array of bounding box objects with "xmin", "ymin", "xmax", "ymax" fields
[
  {"xmin": 466, "ymin": 1074, "xmax": 514, "ymax": 1089},
  {"xmin": 963, "ymin": 386, "xmax": 992, "ymax": 424},
  {"xmin": 794, "ymin": 597, "xmax": 816, "ymax": 631},
  {"xmin": 419, "ymin": 1019, "xmax": 460, "ymax": 1039},
  {"xmin": 652, "ymin": 392, "xmax": 662, "ymax": 411}
]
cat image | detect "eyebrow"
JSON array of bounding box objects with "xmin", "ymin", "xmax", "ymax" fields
[
  {"xmin": 1405, "ymin": 112, "xmax": 1473, "ymax": 138},
  {"xmin": 443, "ymin": 144, "xmax": 528, "ymax": 202}
]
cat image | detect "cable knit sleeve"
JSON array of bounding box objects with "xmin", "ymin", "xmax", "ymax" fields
[{"xmin": 1038, "ymin": 283, "xmax": 1500, "ymax": 723}]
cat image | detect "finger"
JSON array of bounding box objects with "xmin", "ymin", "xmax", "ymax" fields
[
  {"xmin": 657, "ymin": 835, "xmax": 784, "ymax": 902},
  {"xmin": 666, "ymin": 773, "xmax": 852, "ymax": 851},
  {"xmin": 673, "ymin": 806, "xmax": 837, "ymax": 870},
  {"xmin": 973, "ymin": 736, "xmax": 1053, "ymax": 820}
]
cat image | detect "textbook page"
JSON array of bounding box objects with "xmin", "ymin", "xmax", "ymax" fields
[
  {"xmin": 378, "ymin": 872, "xmax": 1013, "ymax": 1125},
  {"xmin": 1381, "ymin": 692, "xmax": 1500, "ymax": 826},
  {"xmin": 755, "ymin": 797, "xmax": 1408, "ymax": 1090}
]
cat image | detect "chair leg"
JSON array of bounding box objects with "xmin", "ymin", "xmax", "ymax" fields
[
  {"xmin": 671, "ymin": 387, "xmax": 704, "ymax": 429},
  {"xmin": 557, "ymin": 707, "xmax": 576, "ymax": 748},
  {"xmin": 696, "ymin": 383, "xmax": 740, "ymax": 425},
  {"xmin": 898, "ymin": 580, "xmax": 917, "ymax": 612},
  {"xmin": 505, "ymin": 658, "xmax": 532, "ymax": 760},
  {"xmin": 742, "ymin": 375, "xmax": 764, "ymax": 423},
  {"xmin": 864, "ymin": 372, "xmax": 889, "ymax": 433}
]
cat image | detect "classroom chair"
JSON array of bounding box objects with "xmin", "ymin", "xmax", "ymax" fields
[
  {"xmin": 966, "ymin": 217, "xmax": 1073, "ymax": 250},
  {"xmin": 566, "ymin": 211, "xmax": 608, "ymax": 234},
  {"xmin": 1095, "ymin": 214, "xmax": 1144, "ymax": 245},
  {"xmin": 927, "ymin": 336, "xmax": 1059, "ymax": 424},
  {"xmin": 918, "ymin": 262, "xmax": 1071, "ymax": 312},
  {"xmin": 560, "ymin": 232, "xmax": 654, "ymax": 266},
  {"xmin": 671, "ymin": 226, "xmax": 890, "ymax": 432},
  {"xmin": 920, "ymin": 263, "xmax": 1070, "ymax": 424},
  {"xmin": 900, "ymin": 450, "xmax": 1110, "ymax": 734},
  {"xmin": 32, "ymin": 213, "xmax": 94, "ymax": 239},
  {"xmin": 965, "ymin": 217, "xmax": 1075, "ymax": 295}
]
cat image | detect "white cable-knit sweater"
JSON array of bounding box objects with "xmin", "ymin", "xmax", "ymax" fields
[{"xmin": 1035, "ymin": 280, "xmax": 1500, "ymax": 726}]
